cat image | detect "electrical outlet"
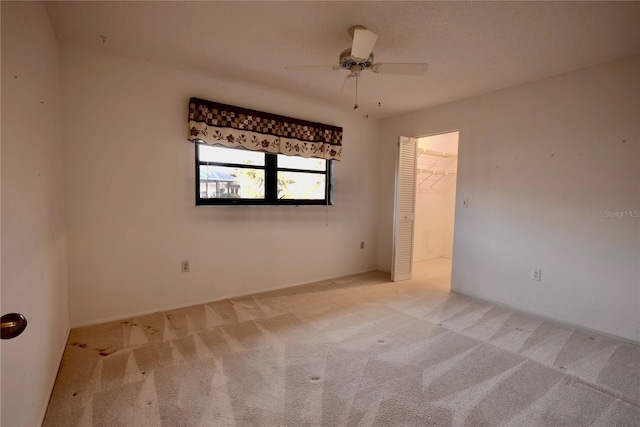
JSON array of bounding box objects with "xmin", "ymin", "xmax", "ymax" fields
[
  {"xmin": 531, "ymin": 269, "xmax": 541, "ymax": 281},
  {"xmin": 360, "ymin": 241, "xmax": 365, "ymax": 249},
  {"xmin": 463, "ymin": 198, "xmax": 469, "ymax": 208},
  {"xmin": 181, "ymin": 261, "xmax": 190, "ymax": 273}
]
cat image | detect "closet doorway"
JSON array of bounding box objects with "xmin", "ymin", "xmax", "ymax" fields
[
  {"xmin": 391, "ymin": 131, "xmax": 459, "ymax": 284},
  {"xmin": 413, "ymin": 131, "xmax": 459, "ymax": 288}
]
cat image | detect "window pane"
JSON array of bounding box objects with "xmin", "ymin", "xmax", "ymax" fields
[
  {"xmin": 199, "ymin": 145, "xmax": 265, "ymax": 166},
  {"xmin": 277, "ymin": 171, "xmax": 326, "ymax": 200},
  {"xmin": 199, "ymin": 165, "xmax": 264, "ymax": 199},
  {"xmin": 277, "ymin": 154, "xmax": 326, "ymax": 171}
]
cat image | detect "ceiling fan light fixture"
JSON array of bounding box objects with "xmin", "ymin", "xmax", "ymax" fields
[{"xmin": 339, "ymin": 49, "xmax": 373, "ymax": 71}]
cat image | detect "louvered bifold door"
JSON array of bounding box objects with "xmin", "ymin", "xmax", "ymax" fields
[{"xmin": 392, "ymin": 136, "xmax": 417, "ymax": 282}]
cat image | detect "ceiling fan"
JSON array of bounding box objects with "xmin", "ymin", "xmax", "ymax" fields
[{"xmin": 285, "ymin": 25, "xmax": 428, "ymax": 110}]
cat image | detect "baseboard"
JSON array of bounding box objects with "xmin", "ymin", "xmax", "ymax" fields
[
  {"xmin": 38, "ymin": 326, "xmax": 70, "ymax": 426},
  {"xmin": 70, "ymin": 267, "xmax": 380, "ymax": 329},
  {"xmin": 453, "ymin": 290, "xmax": 640, "ymax": 347}
]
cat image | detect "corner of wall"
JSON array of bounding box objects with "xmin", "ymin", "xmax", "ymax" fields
[{"xmin": 1, "ymin": 1, "xmax": 70, "ymax": 425}]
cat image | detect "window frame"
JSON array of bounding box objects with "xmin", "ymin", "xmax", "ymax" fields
[{"xmin": 195, "ymin": 144, "xmax": 334, "ymax": 206}]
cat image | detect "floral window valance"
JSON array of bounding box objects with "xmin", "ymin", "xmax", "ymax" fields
[{"xmin": 188, "ymin": 97, "xmax": 342, "ymax": 161}]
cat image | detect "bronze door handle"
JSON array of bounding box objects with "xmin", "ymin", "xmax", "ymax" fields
[{"xmin": 1, "ymin": 313, "xmax": 27, "ymax": 339}]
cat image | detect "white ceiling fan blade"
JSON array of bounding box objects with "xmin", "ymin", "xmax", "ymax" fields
[
  {"xmin": 285, "ymin": 65, "xmax": 342, "ymax": 71},
  {"xmin": 351, "ymin": 28, "xmax": 378, "ymax": 62},
  {"xmin": 371, "ymin": 63, "xmax": 428, "ymax": 76}
]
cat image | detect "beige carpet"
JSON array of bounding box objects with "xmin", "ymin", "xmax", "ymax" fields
[{"xmin": 44, "ymin": 259, "xmax": 640, "ymax": 426}]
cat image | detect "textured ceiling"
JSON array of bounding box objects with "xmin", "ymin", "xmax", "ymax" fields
[{"xmin": 46, "ymin": 1, "xmax": 640, "ymax": 119}]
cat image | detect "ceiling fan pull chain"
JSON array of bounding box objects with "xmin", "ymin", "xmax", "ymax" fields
[{"xmin": 354, "ymin": 75, "xmax": 359, "ymax": 111}]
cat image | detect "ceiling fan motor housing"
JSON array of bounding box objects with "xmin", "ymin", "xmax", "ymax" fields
[{"xmin": 340, "ymin": 48, "xmax": 373, "ymax": 73}]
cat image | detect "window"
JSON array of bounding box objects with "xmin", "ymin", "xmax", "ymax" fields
[{"xmin": 196, "ymin": 145, "xmax": 333, "ymax": 205}]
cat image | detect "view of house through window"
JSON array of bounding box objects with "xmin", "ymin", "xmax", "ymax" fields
[
  {"xmin": 199, "ymin": 146, "xmax": 265, "ymax": 199},
  {"xmin": 196, "ymin": 145, "xmax": 331, "ymax": 205}
]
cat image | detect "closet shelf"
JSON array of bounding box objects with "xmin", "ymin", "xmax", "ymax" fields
[
  {"xmin": 417, "ymin": 168, "xmax": 456, "ymax": 176},
  {"xmin": 418, "ymin": 148, "xmax": 458, "ymax": 158}
]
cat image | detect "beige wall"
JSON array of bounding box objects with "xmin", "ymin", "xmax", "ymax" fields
[
  {"xmin": 1, "ymin": 2, "xmax": 70, "ymax": 425},
  {"xmin": 378, "ymin": 56, "xmax": 640, "ymax": 342},
  {"xmin": 62, "ymin": 44, "xmax": 382, "ymax": 326}
]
